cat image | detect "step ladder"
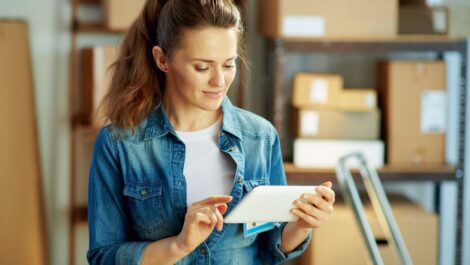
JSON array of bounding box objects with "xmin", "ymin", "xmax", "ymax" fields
[{"xmin": 335, "ymin": 152, "xmax": 414, "ymax": 265}]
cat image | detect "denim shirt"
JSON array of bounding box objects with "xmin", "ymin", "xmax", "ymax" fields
[{"xmin": 87, "ymin": 96, "xmax": 311, "ymax": 265}]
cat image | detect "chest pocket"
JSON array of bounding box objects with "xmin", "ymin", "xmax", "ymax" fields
[{"xmin": 124, "ymin": 182, "xmax": 164, "ymax": 235}]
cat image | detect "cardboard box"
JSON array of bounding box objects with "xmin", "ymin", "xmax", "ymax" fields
[
  {"xmin": 103, "ymin": 0, "xmax": 146, "ymax": 31},
  {"xmin": 293, "ymin": 139, "xmax": 384, "ymax": 168},
  {"xmin": 339, "ymin": 88, "xmax": 378, "ymax": 111},
  {"xmin": 82, "ymin": 45, "xmax": 119, "ymax": 124},
  {"xmin": 293, "ymin": 109, "xmax": 380, "ymax": 139},
  {"xmin": 258, "ymin": 0, "xmax": 397, "ymax": 38},
  {"xmin": 379, "ymin": 61, "xmax": 446, "ymax": 165},
  {"xmin": 399, "ymin": 6, "xmax": 449, "ymax": 35},
  {"xmin": 299, "ymin": 195, "xmax": 438, "ymax": 265},
  {"xmin": 0, "ymin": 20, "xmax": 47, "ymax": 265},
  {"xmin": 292, "ymin": 73, "xmax": 343, "ymax": 109}
]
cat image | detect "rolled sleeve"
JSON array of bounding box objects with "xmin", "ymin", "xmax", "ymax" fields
[
  {"xmin": 116, "ymin": 241, "xmax": 152, "ymax": 265},
  {"xmin": 259, "ymin": 223, "xmax": 312, "ymax": 264}
]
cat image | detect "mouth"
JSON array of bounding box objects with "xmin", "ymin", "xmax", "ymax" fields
[{"xmin": 203, "ymin": 90, "xmax": 224, "ymax": 98}]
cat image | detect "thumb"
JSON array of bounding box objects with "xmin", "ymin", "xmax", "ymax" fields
[
  {"xmin": 321, "ymin": 181, "xmax": 333, "ymax": 189},
  {"xmin": 216, "ymin": 204, "xmax": 228, "ymax": 215}
]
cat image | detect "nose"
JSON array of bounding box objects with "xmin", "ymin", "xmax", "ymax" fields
[{"xmin": 209, "ymin": 67, "xmax": 225, "ymax": 88}]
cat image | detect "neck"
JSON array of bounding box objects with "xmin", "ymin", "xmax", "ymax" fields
[{"xmin": 162, "ymin": 90, "xmax": 222, "ymax": 132}]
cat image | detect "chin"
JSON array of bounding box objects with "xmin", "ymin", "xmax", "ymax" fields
[{"xmin": 197, "ymin": 98, "xmax": 224, "ymax": 112}]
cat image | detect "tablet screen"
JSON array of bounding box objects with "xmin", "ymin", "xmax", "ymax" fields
[{"xmin": 224, "ymin": 185, "xmax": 317, "ymax": 223}]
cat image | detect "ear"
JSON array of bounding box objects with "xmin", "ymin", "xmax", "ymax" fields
[{"xmin": 152, "ymin": 46, "xmax": 169, "ymax": 72}]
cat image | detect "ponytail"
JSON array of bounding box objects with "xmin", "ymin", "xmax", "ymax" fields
[{"xmin": 98, "ymin": 0, "xmax": 167, "ymax": 130}]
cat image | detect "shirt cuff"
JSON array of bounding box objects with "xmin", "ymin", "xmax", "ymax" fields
[
  {"xmin": 116, "ymin": 241, "xmax": 151, "ymax": 265},
  {"xmin": 272, "ymin": 223, "xmax": 312, "ymax": 262}
]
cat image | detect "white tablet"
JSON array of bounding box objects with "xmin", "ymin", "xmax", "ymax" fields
[{"xmin": 224, "ymin": 185, "xmax": 317, "ymax": 223}]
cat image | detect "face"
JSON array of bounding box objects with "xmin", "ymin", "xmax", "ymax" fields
[{"xmin": 157, "ymin": 26, "xmax": 238, "ymax": 112}]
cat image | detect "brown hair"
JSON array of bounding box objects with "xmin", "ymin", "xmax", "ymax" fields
[{"xmin": 98, "ymin": 0, "xmax": 245, "ymax": 131}]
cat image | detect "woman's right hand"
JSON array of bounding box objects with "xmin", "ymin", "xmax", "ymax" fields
[{"xmin": 175, "ymin": 195, "xmax": 232, "ymax": 253}]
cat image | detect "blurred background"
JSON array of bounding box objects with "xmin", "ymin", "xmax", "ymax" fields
[{"xmin": 1, "ymin": 0, "xmax": 470, "ymax": 264}]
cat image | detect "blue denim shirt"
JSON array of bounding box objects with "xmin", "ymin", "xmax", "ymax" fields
[{"xmin": 87, "ymin": 96, "xmax": 311, "ymax": 265}]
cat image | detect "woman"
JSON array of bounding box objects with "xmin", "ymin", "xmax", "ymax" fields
[{"xmin": 87, "ymin": 0, "xmax": 335, "ymax": 264}]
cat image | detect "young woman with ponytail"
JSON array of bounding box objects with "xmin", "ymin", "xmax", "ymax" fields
[{"xmin": 87, "ymin": 0, "xmax": 335, "ymax": 264}]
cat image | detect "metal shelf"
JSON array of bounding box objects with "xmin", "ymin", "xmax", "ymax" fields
[
  {"xmin": 267, "ymin": 34, "xmax": 468, "ymax": 264},
  {"xmin": 267, "ymin": 35, "xmax": 467, "ymax": 53},
  {"xmin": 284, "ymin": 162, "xmax": 457, "ymax": 184}
]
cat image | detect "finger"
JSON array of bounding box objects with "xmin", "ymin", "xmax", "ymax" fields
[
  {"xmin": 216, "ymin": 204, "xmax": 228, "ymax": 216},
  {"xmin": 212, "ymin": 205, "xmax": 225, "ymax": 231},
  {"xmin": 291, "ymin": 208, "xmax": 322, "ymax": 228},
  {"xmin": 320, "ymin": 181, "xmax": 333, "ymax": 188},
  {"xmin": 301, "ymin": 194, "xmax": 333, "ymax": 214},
  {"xmin": 294, "ymin": 199, "xmax": 330, "ymax": 221},
  {"xmin": 193, "ymin": 212, "xmax": 213, "ymax": 226},
  {"xmin": 315, "ymin": 186, "xmax": 335, "ymax": 202},
  {"xmin": 199, "ymin": 207, "xmax": 218, "ymax": 227},
  {"xmin": 192, "ymin": 195, "xmax": 233, "ymax": 206}
]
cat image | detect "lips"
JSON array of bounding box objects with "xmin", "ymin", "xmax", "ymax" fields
[{"xmin": 203, "ymin": 90, "xmax": 224, "ymax": 98}]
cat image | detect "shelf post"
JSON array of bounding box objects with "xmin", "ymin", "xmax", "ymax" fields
[
  {"xmin": 455, "ymin": 37, "xmax": 468, "ymax": 265},
  {"xmin": 272, "ymin": 39, "xmax": 286, "ymax": 155}
]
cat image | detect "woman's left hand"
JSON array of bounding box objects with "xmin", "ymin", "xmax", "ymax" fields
[{"xmin": 291, "ymin": 181, "xmax": 335, "ymax": 229}]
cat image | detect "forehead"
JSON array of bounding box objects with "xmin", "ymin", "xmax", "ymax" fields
[{"xmin": 175, "ymin": 26, "xmax": 238, "ymax": 60}]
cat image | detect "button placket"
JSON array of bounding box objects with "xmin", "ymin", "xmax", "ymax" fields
[
  {"xmin": 237, "ymin": 176, "xmax": 243, "ymax": 184},
  {"xmin": 199, "ymin": 248, "xmax": 206, "ymax": 255}
]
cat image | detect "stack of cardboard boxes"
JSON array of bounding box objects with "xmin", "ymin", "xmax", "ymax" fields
[
  {"xmin": 379, "ymin": 60, "xmax": 447, "ymax": 165},
  {"xmin": 258, "ymin": 0, "xmax": 397, "ymax": 38},
  {"xmin": 292, "ymin": 73, "xmax": 384, "ymax": 168}
]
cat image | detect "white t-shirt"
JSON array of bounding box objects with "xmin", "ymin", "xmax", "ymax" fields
[{"xmin": 176, "ymin": 117, "xmax": 236, "ymax": 206}]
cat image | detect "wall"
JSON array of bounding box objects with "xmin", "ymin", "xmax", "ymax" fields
[{"xmin": 0, "ymin": 0, "xmax": 71, "ymax": 265}]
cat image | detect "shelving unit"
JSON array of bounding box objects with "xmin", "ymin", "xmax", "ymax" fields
[
  {"xmin": 68, "ymin": 1, "xmax": 248, "ymax": 265},
  {"xmin": 266, "ymin": 36, "xmax": 467, "ymax": 264}
]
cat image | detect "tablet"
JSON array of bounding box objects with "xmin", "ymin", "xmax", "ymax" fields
[{"xmin": 224, "ymin": 185, "xmax": 317, "ymax": 223}]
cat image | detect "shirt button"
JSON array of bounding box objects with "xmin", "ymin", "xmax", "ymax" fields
[
  {"xmin": 238, "ymin": 176, "xmax": 243, "ymax": 183},
  {"xmin": 220, "ymin": 131, "xmax": 225, "ymax": 136},
  {"xmin": 140, "ymin": 189, "xmax": 147, "ymax": 196},
  {"xmin": 228, "ymin": 146, "xmax": 236, "ymax": 152},
  {"xmin": 199, "ymin": 248, "xmax": 206, "ymax": 255}
]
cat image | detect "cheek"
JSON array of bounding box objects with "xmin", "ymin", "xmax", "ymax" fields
[
  {"xmin": 172, "ymin": 69, "xmax": 202, "ymax": 91},
  {"xmin": 225, "ymin": 71, "xmax": 236, "ymax": 86}
]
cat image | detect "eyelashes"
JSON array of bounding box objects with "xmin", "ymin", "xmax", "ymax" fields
[{"xmin": 195, "ymin": 64, "xmax": 236, "ymax": 72}]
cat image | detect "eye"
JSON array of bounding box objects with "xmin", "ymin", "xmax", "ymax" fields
[
  {"xmin": 195, "ymin": 65, "xmax": 209, "ymax": 72},
  {"xmin": 224, "ymin": 64, "xmax": 236, "ymax": 69}
]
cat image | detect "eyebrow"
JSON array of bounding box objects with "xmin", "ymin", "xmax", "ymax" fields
[{"xmin": 190, "ymin": 55, "xmax": 238, "ymax": 63}]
